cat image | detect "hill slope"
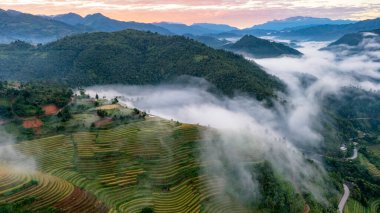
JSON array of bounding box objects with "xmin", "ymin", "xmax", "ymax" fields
[
  {"xmin": 185, "ymin": 34, "xmax": 230, "ymax": 48},
  {"xmin": 323, "ymin": 29, "xmax": 380, "ymax": 56},
  {"xmin": 0, "ymin": 30, "xmax": 285, "ymax": 101},
  {"xmin": 223, "ymin": 35, "xmax": 302, "ymax": 58},
  {"xmin": 328, "ymin": 28, "xmax": 380, "ymax": 47},
  {"xmin": 0, "ymin": 9, "xmax": 84, "ymax": 43}
]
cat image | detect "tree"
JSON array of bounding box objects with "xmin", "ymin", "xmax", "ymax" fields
[
  {"xmin": 97, "ymin": 110, "xmax": 107, "ymax": 118},
  {"xmin": 141, "ymin": 207, "xmax": 154, "ymax": 213},
  {"xmin": 57, "ymin": 107, "xmax": 72, "ymax": 122},
  {"xmin": 79, "ymin": 88, "xmax": 86, "ymax": 97},
  {"xmin": 112, "ymin": 97, "xmax": 119, "ymax": 104}
]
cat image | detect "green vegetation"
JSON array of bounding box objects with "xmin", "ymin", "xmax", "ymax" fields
[
  {"xmin": 0, "ymin": 197, "xmax": 58, "ymax": 213},
  {"xmin": 0, "ymin": 82, "xmax": 145, "ymax": 141},
  {"xmin": 0, "ymin": 30, "xmax": 285, "ymax": 101},
  {"xmin": 318, "ymin": 87, "xmax": 380, "ymax": 209},
  {"xmin": 0, "ymin": 81, "xmax": 72, "ymax": 118},
  {"xmin": 256, "ymin": 162, "xmax": 305, "ymax": 213},
  {"xmin": 223, "ymin": 35, "xmax": 303, "ymax": 58}
]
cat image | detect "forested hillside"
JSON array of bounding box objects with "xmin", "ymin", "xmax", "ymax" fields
[
  {"xmin": 0, "ymin": 30, "xmax": 285, "ymax": 101},
  {"xmin": 223, "ymin": 35, "xmax": 302, "ymax": 58}
]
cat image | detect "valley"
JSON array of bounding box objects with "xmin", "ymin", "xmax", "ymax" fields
[{"xmin": 1, "ymin": 5, "xmax": 380, "ymax": 213}]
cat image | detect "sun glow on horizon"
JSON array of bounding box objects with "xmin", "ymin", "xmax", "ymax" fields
[{"xmin": 0, "ymin": 0, "xmax": 379, "ymax": 28}]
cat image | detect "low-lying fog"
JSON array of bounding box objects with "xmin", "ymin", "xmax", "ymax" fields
[
  {"xmin": 0, "ymin": 127, "xmax": 36, "ymax": 171},
  {"xmin": 83, "ymin": 39, "xmax": 380, "ymax": 204}
]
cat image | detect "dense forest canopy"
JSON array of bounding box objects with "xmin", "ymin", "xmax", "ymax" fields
[{"xmin": 0, "ymin": 30, "xmax": 285, "ymax": 101}]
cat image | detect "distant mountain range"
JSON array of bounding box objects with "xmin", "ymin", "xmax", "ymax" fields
[
  {"xmin": 1, "ymin": 9, "xmax": 380, "ymax": 44},
  {"xmin": 250, "ymin": 16, "xmax": 355, "ymax": 31},
  {"xmin": 154, "ymin": 22, "xmax": 238, "ymax": 35},
  {"xmin": 272, "ymin": 18, "xmax": 380, "ymax": 41},
  {"xmin": 0, "ymin": 9, "xmax": 85, "ymax": 43},
  {"xmin": 217, "ymin": 17, "xmax": 380, "ymax": 41},
  {"xmin": 223, "ymin": 35, "xmax": 302, "ymax": 58},
  {"xmin": 50, "ymin": 13, "xmax": 172, "ymax": 35}
]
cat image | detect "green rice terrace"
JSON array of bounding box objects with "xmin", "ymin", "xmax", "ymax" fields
[
  {"xmin": 0, "ymin": 81, "xmax": 299, "ymax": 213},
  {"xmin": 1, "ymin": 81, "xmax": 379, "ymax": 212}
]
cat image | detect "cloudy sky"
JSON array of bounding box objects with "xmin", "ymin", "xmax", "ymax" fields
[{"xmin": 1, "ymin": 0, "xmax": 379, "ymax": 28}]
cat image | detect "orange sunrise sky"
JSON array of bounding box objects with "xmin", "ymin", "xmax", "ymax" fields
[{"xmin": 1, "ymin": 0, "xmax": 379, "ymax": 28}]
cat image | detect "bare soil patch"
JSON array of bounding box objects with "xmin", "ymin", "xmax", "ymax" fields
[
  {"xmin": 23, "ymin": 118, "xmax": 44, "ymax": 128},
  {"xmin": 95, "ymin": 118, "xmax": 113, "ymax": 127},
  {"xmin": 42, "ymin": 104, "xmax": 59, "ymax": 115},
  {"xmin": 96, "ymin": 104, "xmax": 121, "ymax": 110},
  {"xmin": 303, "ymin": 204, "xmax": 310, "ymax": 213}
]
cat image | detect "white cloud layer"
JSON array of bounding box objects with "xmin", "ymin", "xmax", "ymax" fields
[{"xmin": 85, "ymin": 40, "xmax": 380, "ymax": 204}]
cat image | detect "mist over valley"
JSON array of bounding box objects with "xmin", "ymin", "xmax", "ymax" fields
[{"xmin": 1, "ymin": 4, "xmax": 380, "ymax": 213}]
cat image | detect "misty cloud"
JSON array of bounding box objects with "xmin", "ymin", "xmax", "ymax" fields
[
  {"xmin": 0, "ymin": 127, "xmax": 36, "ymax": 171},
  {"xmin": 85, "ymin": 41, "xmax": 380, "ymax": 204}
]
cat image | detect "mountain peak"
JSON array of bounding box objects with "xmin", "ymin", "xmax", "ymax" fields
[
  {"xmin": 53, "ymin": 12, "xmax": 84, "ymax": 25},
  {"xmin": 55, "ymin": 12, "xmax": 82, "ymax": 18},
  {"xmin": 3, "ymin": 9, "xmax": 23, "ymax": 16},
  {"xmin": 86, "ymin": 13, "xmax": 106, "ymax": 18}
]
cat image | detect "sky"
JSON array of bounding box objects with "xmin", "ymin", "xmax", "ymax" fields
[{"xmin": 1, "ymin": 0, "xmax": 380, "ymax": 28}]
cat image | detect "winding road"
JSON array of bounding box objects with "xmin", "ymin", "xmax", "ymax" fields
[
  {"xmin": 338, "ymin": 145, "xmax": 358, "ymax": 213},
  {"xmin": 338, "ymin": 184, "xmax": 350, "ymax": 213},
  {"xmin": 347, "ymin": 147, "xmax": 358, "ymax": 160}
]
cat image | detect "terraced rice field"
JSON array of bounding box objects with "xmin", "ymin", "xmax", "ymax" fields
[
  {"xmin": 344, "ymin": 199, "xmax": 380, "ymax": 213},
  {"xmin": 369, "ymin": 145, "xmax": 380, "ymax": 157},
  {"xmin": 1, "ymin": 117, "xmax": 253, "ymax": 212},
  {"xmin": 0, "ymin": 165, "xmax": 107, "ymax": 212},
  {"xmin": 359, "ymin": 154, "xmax": 380, "ymax": 178}
]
